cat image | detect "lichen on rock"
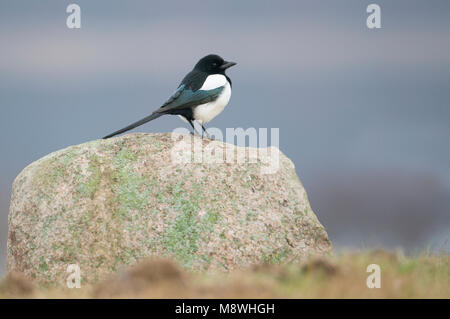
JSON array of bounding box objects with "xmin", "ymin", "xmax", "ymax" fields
[{"xmin": 7, "ymin": 133, "xmax": 332, "ymax": 286}]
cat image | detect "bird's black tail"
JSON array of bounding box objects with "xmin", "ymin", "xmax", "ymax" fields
[{"xmin": 103, "ymin": 112, "xmax": 163, "ymax": 139}]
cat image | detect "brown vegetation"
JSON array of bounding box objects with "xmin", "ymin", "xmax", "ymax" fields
[{"xmin": 1, "ymin": 250, "xmax": 449, "ymax": 299}]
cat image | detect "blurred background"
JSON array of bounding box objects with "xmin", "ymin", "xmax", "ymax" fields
[{"xmin": 0, "ymin": 0, "xmax": 449, "ymax": 275}]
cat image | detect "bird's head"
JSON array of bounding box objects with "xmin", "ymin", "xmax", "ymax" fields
[{"xmin": 194, "ymin": 54, "xmax": 236, "ymax": 74}]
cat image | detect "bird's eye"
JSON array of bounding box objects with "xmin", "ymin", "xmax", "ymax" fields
[{"xmin": 212, "ymin": 63, "xmax": 217, "ymax": 67}]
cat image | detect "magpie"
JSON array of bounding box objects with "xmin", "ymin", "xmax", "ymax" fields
[{"xmin": 103, "ymin": 54, "xmax": 236, "ymax": 139}]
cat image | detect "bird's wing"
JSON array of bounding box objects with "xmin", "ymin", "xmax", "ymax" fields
[{"xmin": 154, "ymin": 84, "xmax": 224, "ymax": 114}]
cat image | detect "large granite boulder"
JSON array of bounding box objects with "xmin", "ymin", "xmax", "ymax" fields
[{"xmin": 7, "ymin": 133, "xmax": 331, "ymax": 285}]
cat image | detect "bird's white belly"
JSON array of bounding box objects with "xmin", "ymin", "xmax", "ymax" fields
[{"xmin": 194, "ymin": 82, "xmax": 231, "ymax": 123}]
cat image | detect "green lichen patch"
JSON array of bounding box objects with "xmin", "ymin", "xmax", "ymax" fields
[
  {"xmin": 161, "ymin": 182, "xmax": 220, "ymax": 269},
  {"xmin": 76, "ymin": 154, "xmax": 102, "ymax": 199},
  {"xmin": 111, "ymin": 148, "xmax": 155, "ymax": 216}
]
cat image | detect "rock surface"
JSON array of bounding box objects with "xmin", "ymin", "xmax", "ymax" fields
[{"xmin": 7, "ymin": 133, "xmax": 331, "ymax": 286}]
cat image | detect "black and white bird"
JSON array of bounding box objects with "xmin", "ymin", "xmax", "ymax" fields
[{"xmin": 103, "ymin": 54, "xmax": 236, "ymax": 139}]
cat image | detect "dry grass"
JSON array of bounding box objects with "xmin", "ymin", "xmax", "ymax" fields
[{"xmin": 1, "ymin": 250, "xmax": 449, "ymax": 299}]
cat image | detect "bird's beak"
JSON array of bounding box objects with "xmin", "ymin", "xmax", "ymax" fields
[{"xmin": 220, "ymin": 61, "xmax": 237, "ymax": 70}]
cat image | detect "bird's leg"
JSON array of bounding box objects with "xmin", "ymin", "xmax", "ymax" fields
[
  {"xmin": 189, "ymin": 120, "xmax": 202, "ymax": 136},
  {"xmin": 201, "ymin": 124, "xmax": 211, "ymax": 139}
]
